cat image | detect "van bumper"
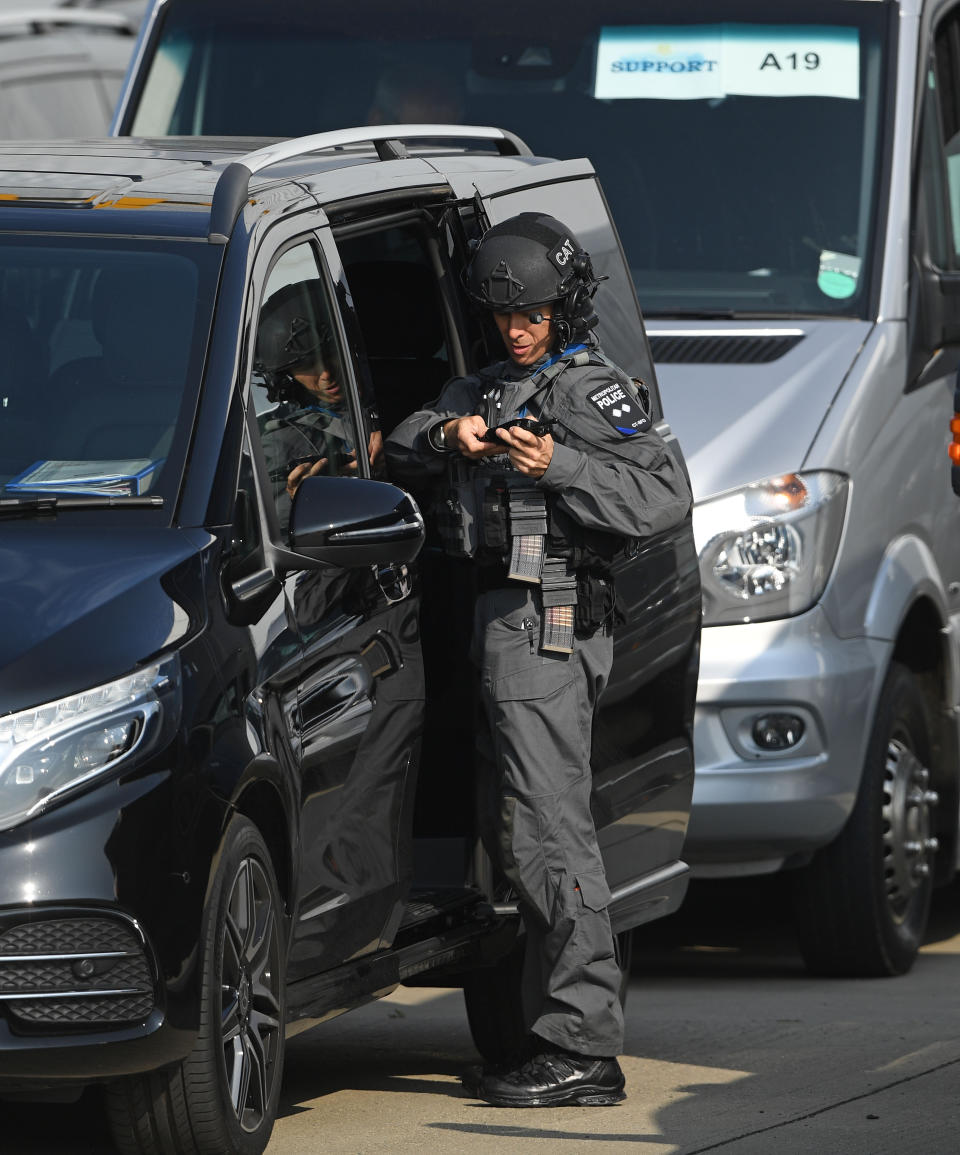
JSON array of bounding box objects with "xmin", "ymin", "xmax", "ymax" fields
[
  {"xmin": 684, "ymin": 606, "xmax": 889, "ymax": 876},
  {"xmin": 0, "ymin": 765, "xmax": 217, "ymax": 1085}
]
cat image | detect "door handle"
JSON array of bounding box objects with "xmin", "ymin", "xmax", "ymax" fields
[{"xmin": 376, "ymin": 562, "xmax": 412, "ymax": 604}]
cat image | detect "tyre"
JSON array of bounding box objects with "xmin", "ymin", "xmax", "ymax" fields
[
  {"xmin": 106, "ymin": 817, "xmax": 286, "ymax": 1154},
  {"xmin": 792, "ymin": 662, "xmax": 938, "ymax": 977},
  {"xmin": 463, "ymin": 930, "xmax": 632, "ymax": 1063}
]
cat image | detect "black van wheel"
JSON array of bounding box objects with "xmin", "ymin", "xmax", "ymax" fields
[
  {"xmin": 463, "ymin": 930, "xmax": 632, "ymax": 1064},
  {"xmin": 792, "ymin": 662, "xmax": 937, "ymax": 977},
  {"xmin": 106, "ymin": 817, "xmax": 286, "ymax": 1155}
]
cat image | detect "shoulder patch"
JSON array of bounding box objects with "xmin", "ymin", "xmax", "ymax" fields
[{"xmin": 586, "ymin": 379, "xmax": 652, "ymax": 436}]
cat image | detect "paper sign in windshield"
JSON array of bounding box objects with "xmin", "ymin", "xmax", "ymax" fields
[
  {"xmin": 596, "ymin": 25, "xmax": 859, "ymax": 101},
  {"xmin": 7, "ymin": 459, "xmax": 159, "ymax": 497}
]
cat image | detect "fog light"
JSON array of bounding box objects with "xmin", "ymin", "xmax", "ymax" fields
[{"xmin": 751, "ymin": 713, "xmax": 805, "ymax": 750}]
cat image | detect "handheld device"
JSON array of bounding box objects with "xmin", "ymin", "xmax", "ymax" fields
[{"xmin": 480, "ymin": 417, "xmax": 555, "ymax": 443}]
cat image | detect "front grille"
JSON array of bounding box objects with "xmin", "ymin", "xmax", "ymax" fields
[
  {"xmin": 10, "ymin": 993, "xmax": 154, "ymax": 1025},
  {"xmin": 0, "ymin": 918, "xmax": 137, "ymax": 956},
  {"xmin": 648, "ymin": 333, "xmax": 804, "ymax": 364},
  {"xmin": 0, "ymin": 916, "xmax": 155, "ymax": 1028}
]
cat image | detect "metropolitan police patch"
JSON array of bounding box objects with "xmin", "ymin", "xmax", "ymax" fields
[{"xmin": 586, "ymin": 379, "xmax": 651, "ymax": 436}]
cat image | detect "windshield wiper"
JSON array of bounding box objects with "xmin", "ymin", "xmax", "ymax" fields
[{"xmin": 0, "ymin": 495, "xmax": 165, "ymax": 520}]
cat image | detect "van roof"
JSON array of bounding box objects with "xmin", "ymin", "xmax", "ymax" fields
[{"xmin": 0, "ymin": 126, "xmax": 537, "ymax": 240}]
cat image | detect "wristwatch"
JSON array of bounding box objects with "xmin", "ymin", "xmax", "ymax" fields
[{"xmin": 432, "ymin": 420, "xmax": 450, "ymax": 452}]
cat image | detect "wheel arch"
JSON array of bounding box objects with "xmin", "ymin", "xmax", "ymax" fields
[
  {"xmin": 233, "ymin": 778, "xmax": 294, "ymax": 913},
  {"xmin": 862, "ymin": 534, "xmax": 958, "ymax": 884}
]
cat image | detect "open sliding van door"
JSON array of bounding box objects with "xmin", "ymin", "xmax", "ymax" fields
[{"xmin": 448, "ymin": 157, "xmax": 702, "ymax": 930}]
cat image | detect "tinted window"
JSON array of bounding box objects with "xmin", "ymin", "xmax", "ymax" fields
[
  {"xmin": 250, "ymin": 241, "xmax": 363, "ymax": 542},
  {"xmin": 132, "ymin": 0, "xmax": 889, "ymax": 319},
  {"xmin": 1, "ymin": 73, "xmax": 115, "ymax": 137},
  {"xmin": 0, "ymin": 239, "xmax": 219, "ymax": 504}
]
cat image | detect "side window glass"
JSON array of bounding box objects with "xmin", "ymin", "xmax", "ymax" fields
[
  {"xmin": 933, "ymin": 17, "xmax": 960, "ymax": 267},
  {"xmin": 250, "ymin": 242, "xmax": 359, "ymax": 543},
  {"xmin": 921, "ymin": 66, "xmax": 951, "ymax": 269},
  {"xmin": 231, "ymin": 437, "xmax": 264, "ymax": 577}
]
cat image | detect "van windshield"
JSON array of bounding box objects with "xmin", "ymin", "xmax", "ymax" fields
[
  {"xmin": 129, "ymin": 0, "xmax": 889, "ymax": 319},
  {"xmin": 0, "ymin": 238, "xmax": 219, "ymax": 505}
]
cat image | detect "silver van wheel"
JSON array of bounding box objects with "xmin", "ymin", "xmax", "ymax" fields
[
  {"xmin": 882, "ymin": 740, "xmax": 939, "ymax": 924},
  {"xmin": 792, "ymin": 662, "xmax": 936, "ymax": 977}
]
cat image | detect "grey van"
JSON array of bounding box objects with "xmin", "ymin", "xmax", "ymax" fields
[
  {"xmin": 114, "ymin": 0, "xmax": 960, "ymax": 978},
  {"xmin": 0, "ymin": 3, "xmax": 141, "ymax": 136}
]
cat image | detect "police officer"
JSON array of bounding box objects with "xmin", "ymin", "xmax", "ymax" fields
[
  {"xmin": 385, "ymin": 213, "xmax": 691, "ymax": 1107},
  {"xmin": 255, "ymin": 283, "xmax": 378, "ymax": 533}
]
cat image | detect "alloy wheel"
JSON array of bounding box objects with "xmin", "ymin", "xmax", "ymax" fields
[{"xmin": 220, "ymin": 856, "xmax": 283, "ymax": 1133}]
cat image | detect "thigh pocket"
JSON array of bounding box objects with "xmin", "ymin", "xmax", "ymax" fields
[
  {"xmin": 575, "ymin": 870, "xmax": 612, "ymax": 913},
  {"xmin": 483, "ymin": 603, "xmax": 574, "ymax": 703}
]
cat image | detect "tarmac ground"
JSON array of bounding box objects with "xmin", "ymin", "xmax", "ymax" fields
[{"xmin": 4, "ymin": 873, "xmax": 959, "ymax": 1154}]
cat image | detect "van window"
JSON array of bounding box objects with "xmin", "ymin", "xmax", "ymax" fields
[
  {"xmin": 130, "ymin": 0, "xmax": 889, "ymax": 320},
  {"xmin": 1, "ymin": 72, "xmax": 117, "ymax": 137},
  {"xmin": 251, "ymin": 241, "xmax": 361, "ymax": 541},
  {"xmin": 0, "ymin": 238, "xmax": 219, "ymax": 505},
  {"xmin": 932, "ymin": 11, "xmax": 960, "ymax": 266}
]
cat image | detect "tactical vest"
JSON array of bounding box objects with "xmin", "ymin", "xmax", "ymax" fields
[{"xmin": 433, "ymin": 348, "xmax": 648, "ymax": 653}]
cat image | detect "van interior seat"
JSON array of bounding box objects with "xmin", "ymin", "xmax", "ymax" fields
[
  {"xmin": 0, "ymin": 305, "xmax": 48, "ymax": 474},
  {"xmin": 344, "ymin": 260, "xmax": 450, "ymax": 435},
  {"xmin": 48, "ymin": 264, "xmax": 194, "ymax": 461}
]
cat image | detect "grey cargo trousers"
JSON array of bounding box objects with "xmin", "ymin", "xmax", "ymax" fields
[{"xmin": 473, "ymin": 585, "xmax": 624, "ymax": 1058}]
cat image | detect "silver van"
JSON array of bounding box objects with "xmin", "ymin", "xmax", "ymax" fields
[
  {"xmin": 0, "ymin": 3, "xmax": 142, "ymax": 136},
  {"xmin": 112, "ymin": 0, "xmax": 960, "ymax": 977}
]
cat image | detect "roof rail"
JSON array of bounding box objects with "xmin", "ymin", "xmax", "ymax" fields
[
  {"xmin": 0, "ymin": 9, "xmax": 133, "ymax": 33},
  {"xmin": 208, "ymin": 124, "xmax": 532, "ymax": 243}
]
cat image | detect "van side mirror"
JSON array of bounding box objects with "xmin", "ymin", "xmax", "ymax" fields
[
  {"xmin": 289, "ymin": 475, "xmax": 424, "ymax": 567},
  {"xmin": 908, "ymin": 263, "xmax": 960, "ymax": 389}
]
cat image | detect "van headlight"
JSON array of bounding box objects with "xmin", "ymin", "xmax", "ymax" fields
[
  {"xmin": 0, "ymin": 656, "xmax": 180, "ymax": 832},
  {"xmin": 692, "ymin": 472, "xmax": 848, "ymax": 626}
]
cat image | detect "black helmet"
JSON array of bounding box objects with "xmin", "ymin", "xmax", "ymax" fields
[
  {"xmin": 255, "ymin": 283, "xmax": 330, "ymax": 399},
  {"xmin": 465, "ymin": 212, "xmax": 602, "ymax": 345}
]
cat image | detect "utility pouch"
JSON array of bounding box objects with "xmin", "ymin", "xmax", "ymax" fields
[
  {"xmin": 479, "ymin": 475, "xmax": 509, "ymax": 553},
  {"xmin": 574, "ymin": 572, "xmax": 616, "ymax": 638},
  {"xmin": 506, "ymin": 482, "xmax": 549, "ymax": 583},
  {"xmin": 540, "ymin": 556, "xmax": 578, "ymax": 654},
  {"xmin": 433, "ymin": 474, "xmax": 478, "ymax": 558}
]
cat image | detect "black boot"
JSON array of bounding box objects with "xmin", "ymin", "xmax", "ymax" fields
[
  {"xmin": 460, "ymin": 1036, "xmax": 539, "ymax": 1098},
  {"xmin": 478, "ymin": 1048, "xmax": 626, "ymax": 1107}
]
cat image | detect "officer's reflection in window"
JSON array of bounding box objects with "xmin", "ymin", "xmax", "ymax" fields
[{"xmin": 254, "ymin": 283, "xmax": 360, "ymax": 537}]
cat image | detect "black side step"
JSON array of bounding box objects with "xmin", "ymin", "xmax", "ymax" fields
[
  {"xmin": 398, "ymin": 888, "xmax": 486, "ymax": 932},
  {"xmin": 284, "ymin": 910, "xmax": 514, "ymax": 1031}
]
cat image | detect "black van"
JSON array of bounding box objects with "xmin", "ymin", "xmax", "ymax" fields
[{"xmin": 0, "ymin": 128, "xmax": 699, "ymax": 1152}]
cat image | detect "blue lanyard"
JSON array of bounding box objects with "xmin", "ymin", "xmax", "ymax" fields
[
  {"xmin": 516, "ymin": 344, "xmax": 587, "ymax": 419},
  {"xmin": 530, "ymin": 343, "xmax": 587, "ymax": 378}
]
